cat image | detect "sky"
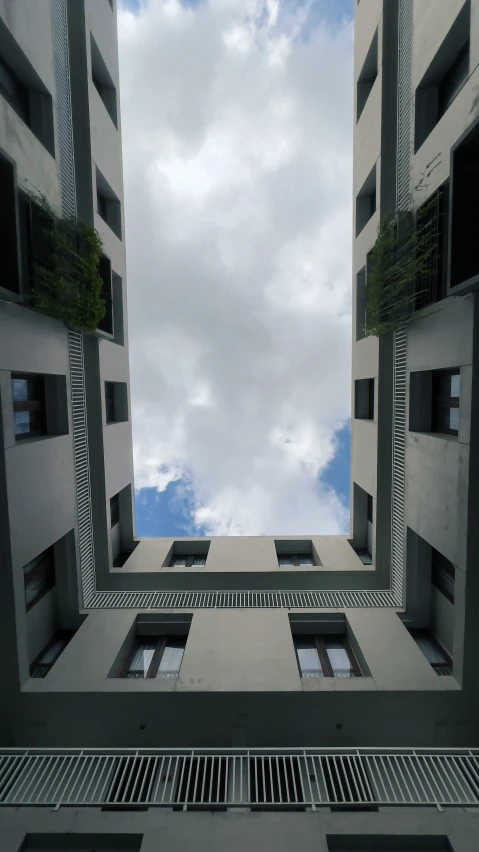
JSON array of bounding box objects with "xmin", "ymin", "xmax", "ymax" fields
[{"xmin": 117, "ymin": 0, "xmax": 355, "ymax": 538}]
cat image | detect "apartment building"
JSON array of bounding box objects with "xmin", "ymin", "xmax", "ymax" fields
[{"xmin": 0, "ymin": 0, "xmax": 478, "ymax": 850}]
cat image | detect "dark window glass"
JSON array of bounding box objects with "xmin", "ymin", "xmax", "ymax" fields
[
  {"xmin": 118, "ymin": 635, "xmax": 186, "ymax": 679},
  {"xmin": 438, "ymin": 41, "xmax": 469, "ymax": 118},
  {"xmin": 171, "ymin": 555, "xmax": 207, "ymax": 567},
  {"xmin": 97, "ymin": 190, "xmax": 107, "ymax": 221},
  {"xmin": 355, "ymin": 548, "xmax": 372, "ymax": 565},
  {"xmin": 432, "ymin": 549, "xmax": 455, "ymax": 604},
  {"xmin": 11, "ymin": 373, "xmax": 46, "ymax": 439},
  {"xmin": 0, "ymin": 152, "xmax": 20, "ymax": 293},
  {"xmin": 105, "ymin": 381, "xmax": 116, "ymax": 423},
  {"xmin": 23, "ymin": 547, "xmax": 55, "ymax": 611},
  {"xmin": 416, "ymin": 189, "xmax": 445, "ymax": 309},
  {"xmin": 367, "ymin": 494, "xmax": 373, "ymax": 523},
  {"xmin": 30, "ymin": 631, "xmax": 73, "ymax": 678},
  {"xmin": 278, "ymin": 554, "xmax": 314, "ymax": 567},
  {"xmin": 431, "ymin": 369, "xmax": 460, "ymax": 435},
  {"xmin": 0, "ymin": 56, "xmax": 29, "ymax": 124},
  {"xmin": 410, "ymin": 629, "xmax": 452, "ymax": 676},
  {"xmin": 294, "ymin": 635, "xmax": 361, "ymax": 679},
  {"xmin": 110, "ymin": 493, "xmax": 119, "ymax": 527}
]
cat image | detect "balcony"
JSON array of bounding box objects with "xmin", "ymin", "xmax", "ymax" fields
[{"xmin": 0, "ymin": 748, "xmax": 477, "ymax": 810}]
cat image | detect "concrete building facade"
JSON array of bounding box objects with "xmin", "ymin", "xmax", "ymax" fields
[{"xmin": 0, "ymin": 0, "xmax": 478, "ymax": 849}]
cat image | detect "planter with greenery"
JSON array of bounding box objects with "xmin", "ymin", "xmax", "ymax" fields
[
  {"xmin": 25, "ymin": 191, "xmax": 106, "ymax": 334},
  {"xmin": 364, "ymin": 195, "xmax": 440, "ymax": 338}
]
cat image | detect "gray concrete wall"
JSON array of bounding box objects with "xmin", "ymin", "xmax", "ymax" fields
[{"xmin": 1, "ymin": 807, "xmax": 479, "ymax": 852}]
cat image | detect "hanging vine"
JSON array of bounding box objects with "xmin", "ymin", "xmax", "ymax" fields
[
  {"xmin": 364, "ymin": 195, "xmax": 440, "ymax": 337},
  {"xmin": 25, "ymin": 190, "xmax": 106, "ymax": 334}
]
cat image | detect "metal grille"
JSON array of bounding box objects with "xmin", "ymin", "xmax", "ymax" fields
[
  {"xmin": 390, "ymin": 0, "xmax": 414, "ymax": 607},
  {"xmin": 86, "ymin": 589, "xmax": 398, "ymax": 610},
  {"xmin": 51, "ymin": 0, "xmax": 76, "ymax": 219},
  {"xmin": 68, "ymin": 331, "xmax": 95, "ymax": 606},
  {"xmin": 396, "ymin": 0, "xmax": 413, "ymax": 212},
  {"xmin": 0, "ymin": 748, "xmax": 477, "ymax": 809}
]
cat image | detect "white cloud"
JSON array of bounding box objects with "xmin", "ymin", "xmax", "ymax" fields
[{"xmin": 118, "ymin": 0, "xmax": 353, "ymax": 536}]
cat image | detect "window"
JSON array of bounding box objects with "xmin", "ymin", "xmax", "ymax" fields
[
  {"xmin": 0, "ymin": 34, "xmax": 55, "ymax": 155},
  {"xmin": 23, "ymin": 547, "xmax": 55, "ymax": 612},
  {"xmin": 0, "ymin": 150, "xmax": 20, "ymax": 294},
  {"xmin": 171, "ymin": 555, "xmax": 206, "ymax": 567},
  {"xmin": 356, "ymin": 29, "xmax": 377, "ymax": 122},
  {"xmin": 104, "ymin": 381, "xmax": 128, "ymax": 424},
  {"xmin": 450, "ymin": 119, "xmax": 479, "ymax": 288},
  {"xmin": 355, "ymin": 378, "xmax": 374, "ymax": 420},
  {"xmin": 0, "ymin": 54, "xmax": 29, "ymax": 122},
  {"xmin": 367, "ymin": 494, "xmax": 373, "ymax": 523},
  {"xmin": 432, "ymin": 369, "xmax": 460, "ymax": 435},
  {"xmin": 110, "ymin": 494, "xmax": 119, "ymax": 527},
  {"xmin": 90, "ymin": 34, "xmax": 118, "ymax": 127},
  {"xmin": 97, "ymin": 254, "xmax": 113, "ymax": 336},
  {"xmin": 355, "ymin": 164, "xmax": 376, "ymax": 236},
  {"xmin": 432, "ymin": 548, "xmax": 455, "ymax": 604},
  {"xmin": 118, "ymin": 635, "xmax": 186, "ymax": 679},
  {"xmin": 113, "ymin": 550, "xmax": 134, "ymax": 568},
  {"xmin": 30, "ymin": 631, "xmax": 74, "ymax": 678},
  {"xmin": 415, "ymin": 188, "xmax": 446, "ymax": 310},
  {"xmin": 414, "ymin": 1, "xmax": 470, "ymax": 151},
  {"xmin": 410, "ymin": 629, "xmax": 452, "ymax": 676},
  {"xmin": 11, "ymin": 373, "xmax": 46, "ymax": 439},
  {"xmin": 438, "ymin": 41, "xmax": 469, "ymax": 118},
  {"xmin": 355, "ymin": 548, "xmax": 372, "ymax": 565},
  {"xmin": 96, "ymin": 167, "xmax": 122, "ymax": 240},
  {"xmin": 105, "ymin": 381, "xmax": 116, "ymax": 424},
  {"xmin": 294, "ymin": 635, "xmax": 361, "ymax": 678},
  {"xmin": 327, "ymin": 836, "xmax": 452, "ymax": 852},
  {"xmin": 275, "ymin": 540, "xmax": 318, "ymax": 567},
  {"xmin": 278, "ymin": 554, "xmax": 313, "ymax": 567},
  {"xmin": 355, "ymin": 267, "xmax": 367, "ymax": 341}
]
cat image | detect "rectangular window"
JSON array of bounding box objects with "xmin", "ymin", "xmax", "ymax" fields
[
  {"xmin": 278, "ymin": 554, "xmax": 314, "ymax": 567},
  {"xmin": 410, "ymin": 629, "xmax": 452, "ymax": 676},
  {"xmin": 354, "ymin": 378, "xmax": 374, "ymax": 420},
  {"xmin": 450, "ymin": 119, "xmax": 479, "ymax": 289},
  {"xmin": 355, "ymin": 548, "xmax": 372, "ymax": 565},
  {"xmin": 438, "ymin": 41, "xmax": 469, "ymax": 118},
  {"xmin": 367, "ymin": 494, "xmax": 373, "ymax": 523},
  {"xmin": 23, "ymin": 547, "xmax": 55, "ymax": 612},
  {"xmin": 356, "ymin": 29, "xmax": 378, "ymax": 122},
  {"xmin": 119, "ymin": 636, "xmax": 186, "ymax": 679},
  {"xmin": 432, "ymin": 548, "xmax": 455, "ymax": 604},
  {"xmin": 105, "ymin": 381, "xmax": 116, "ymax": 424},
  {"xmin": 294, "ymin": 635, "xmax": 361, "ymax": 678},
  {"xmin": 355, "ymin": 164, "xmax": 376, "ymax": 237},
  {"xmin": 97, "ymin": 254, "xmax": 113, "ymax": 336},
  {"xmin": 0, "ymin": 151, "xmax": 20, "ymax": 294},
  {"xmin": 432, "ymin": 369, "xmax": 460, "ymax": 435},
  {"xmin": 30, "ymin": 631, "xmax": 74, "ymax": 678},
  {"xmin": 90, "ymin": 34, "xmax": 118, "ymax": 128},
  {"xmin": 110, "ymin": 494, "xmax": 120, "ymax": 527},
  {"xmin": 415, "ymin": 188, "xmax": 446, "ymax": 310},
  {"xmin": 11, "ymin": 373, "xmax": 46, "ymax": 440},
  {"xmin": 96, "ymin": 167, "xmax": 122, "ymax": 240},
  {"xmin": 0, "ymin": 55, "xmax": 29, "ymax": 123},
  {"xmin": 171, "ymin": 555, "xmax": 206, "ymax": 567}
]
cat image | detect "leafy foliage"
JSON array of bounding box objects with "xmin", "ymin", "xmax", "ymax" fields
[
  {"xmin": 365, "ymin": 196, "xmax": 440, "ymax": 337},
  {"xmin": 26, "ymin": 191, "xmax": 106, "ymax": 333}
]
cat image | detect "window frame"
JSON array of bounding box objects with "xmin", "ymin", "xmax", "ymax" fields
[
  {"xmin": 118, "ymin": 634, "xmax": 186, "ymax": 679},
  {"xmin": 23, "ymin": 546, "xmax": 55, "ymax": 612},
  {"xmin": 410, "ymin": 628, "xmax": 453, "ymax": 676},
  {"xmin": 278, "ymin": 553, "xmax": 315, "ymax": 567},
  {"xmin": 110, "ymin": 493, "xmax": 120, "ymax": 527},
  {"xmin": 431, "ymin": 368, "xmax": 460, "ymax": 436},
  {"xmin": 29, "ymin": 630, "xmax": 73, "ymax": 678},
  {"xmin": 367, "ymin": 494, "xmax": 373, "ymax": 524},
  {"xmin": 294, "ymin": 634, "xmax": 362, "ymax": 679},
  {"xmin": 11, "ymin": 372, "xmax": 47, "ymax": 440},
  {"xmin": 431, "ymin": 548, "xmax": 455, "ymax": 604},
  {"xmin": 355, "ymin": 547, "xmax": 372, "ymax": 565},
  {"xmin": 170, "ymin": 554, "xmax": 207, "ymax": 567},
  {"xmin": 105, "ymin": 381, "xmax": 116, "ymax": 424}
]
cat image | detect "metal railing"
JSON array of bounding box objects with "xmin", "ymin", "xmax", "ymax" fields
[
  {"xmin": 0, "ymin": 748, "xmax": 478, "ymax": 810},
  {"xmin": 86, "ymin": 589, "xmax": 398, "ymax": 610}
]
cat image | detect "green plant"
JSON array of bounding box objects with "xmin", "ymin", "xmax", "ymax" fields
[
  {"xmin": 25, "ymin": 191, "xmax": 106, "ymax": 334},
  {"xmin": 364, "ymin": 195, "xmax": 440, "ymax": 337}
]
